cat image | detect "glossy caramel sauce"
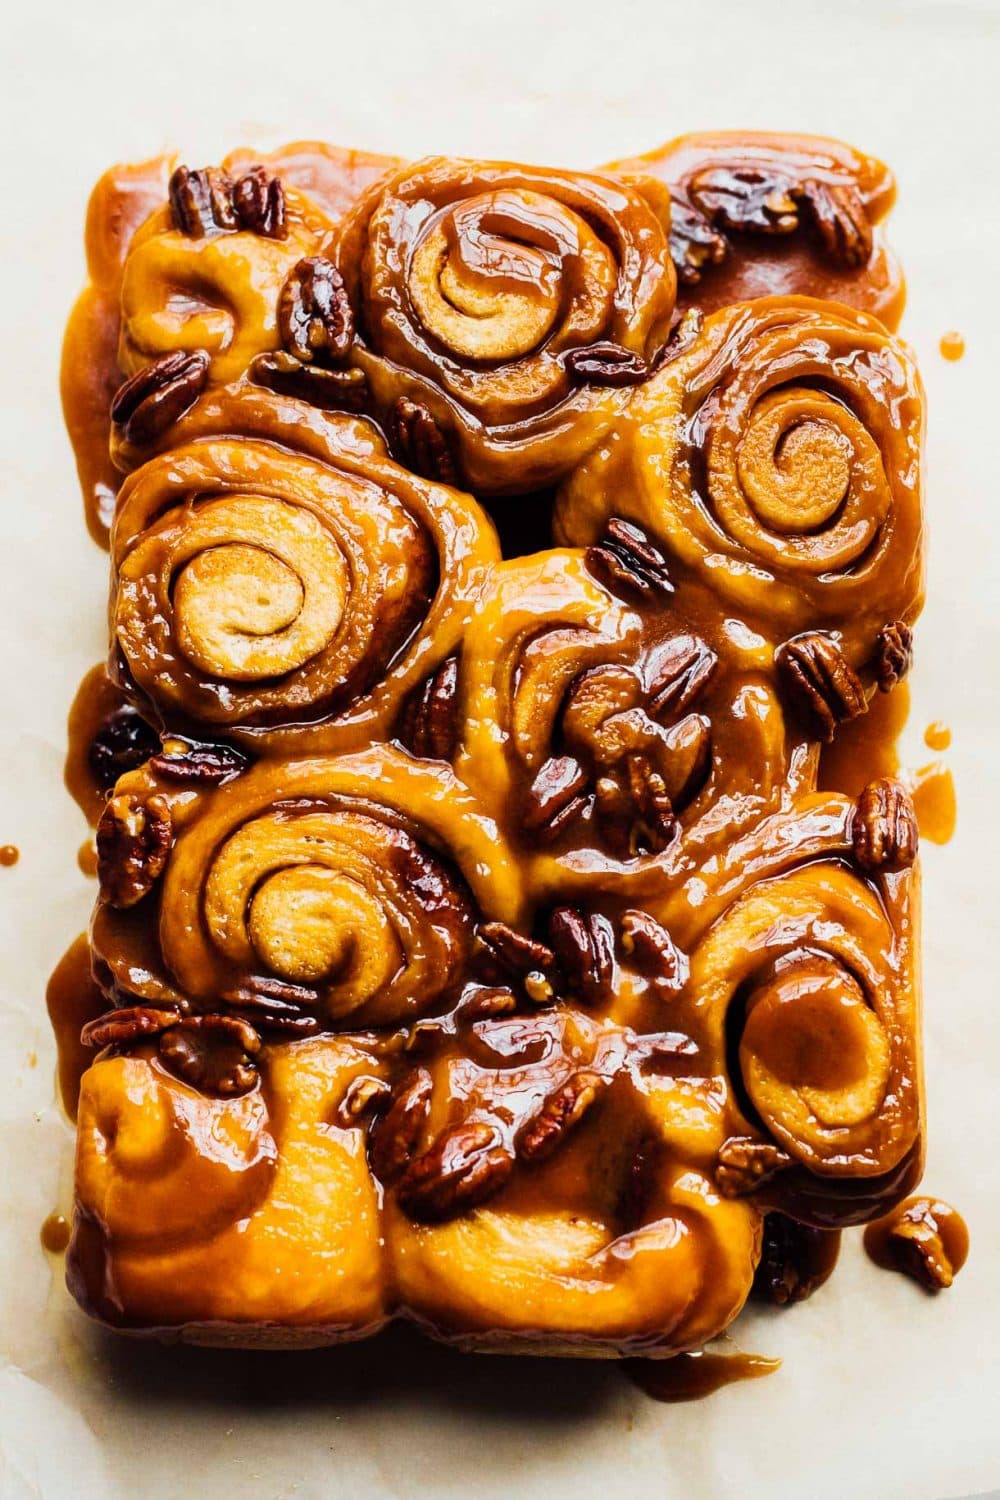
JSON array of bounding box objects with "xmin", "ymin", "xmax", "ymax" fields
[
  {"xmin": 64, "ymin": 664, "xmax": 130, "ymax": 824},
  {"xmin": 628, "ymin": 1351, "xmax": 780, "ymax": 1402},
  {"xmin": 0, "ymin": 844, "xmax": 19, "ymax": 867},
  {"xmin": 40, "ymin": 1212, "xmax": 71, "ymax": 1254},
  {"xmin": 906, "ymin": 762, "xmax": 956, "ymax": 845},
  {"xmin": 939, "ymin": 331, "xmax": 965, "ymax": 361},
  {"xmin": 818, "ymin": 683, "xmax": 908, "ymax": 795},
  {"xmin": 77, "ymin": 839, "xmax": 98, "ymax": 877},
  {"xmin": 864, "ymin": 1197, "xmax": 968, "ymax": 1289},
  {"xmin": 923, "ymin": 720, "xmax": 951, "ymax": 751},
  {"xmin": 46, "ymin": 934, "xmax": 105, "ymax": 1120}
]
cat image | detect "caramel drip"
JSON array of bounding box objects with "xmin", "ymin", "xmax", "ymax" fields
[
  {"xmin": 40, "ymin": 1213, "xmax": 71, "ymax": 1255},
  {"xmin": 65, "ymin": 664, "xmax": 132, "ymax": 825},
  {"xmin": 0, "ymin": 844, "xmax": 19, "ymax": 867},
  {"xmin": 939, "ymin": 331, "xmax": 965, "ymax": 361},
  {"xmin": 46, "ymin": 934, "xmax": 105, "ymax": 1120},
  {"xmin": 923, "ymin": 721, "xmax": 951, "ymax": 751},
  {"xmin": 627, "ymin": 1351, "xmax": 780, "ymax": 1402},
  {"xmin": 906, "ymin": 762, "xmax": 956, "ymax": 845}
]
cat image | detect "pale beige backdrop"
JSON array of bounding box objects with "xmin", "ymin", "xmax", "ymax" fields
[{"xmin": 1, "ymin": 1, "xmax": 998, "ymax": 1497}]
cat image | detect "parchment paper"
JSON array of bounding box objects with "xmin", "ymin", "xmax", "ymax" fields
[{"xmin": 2, "ymin": 1, "xmax": 998, "ymax": 1496}]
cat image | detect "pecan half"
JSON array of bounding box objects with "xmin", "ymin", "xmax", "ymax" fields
[
  {"xmin": 110, "ymin": 350, "xmax": 211, "ymax": 446},
  {"xmin": 564, "ymin": 342, "xmax": 649, "ymax": 386},
  {"xmin": 795, "ymin": 180, "xmax": 873, "ymax": 269},
  {"xmin": 716, "ymin": 1136, "xmax": 794, "ymax": 1198},
  {"xmin": 222, "ymin": 974, "xmax": 320, "ymax": 1011},
  {"xmin": 669, "ymin": 201, "xmax": 728, "ymax": 286},
  {"xmin": 872, "ymin": 1199, "xmax": 962, "ymax": 1291},
  {"xmin": 389, "ymin": 397, "xmax": 457, "ymax": 484},
  {"xmin": 638, "ymin": 1032, "xmax": 700, "ymax": 1075},
  {"xmin": 874, "ymin": 620, "xmax": 914, "ymax": 694},
  {"xmin": 753, "ymin": 1214, "xmax": 841, "ymax": 1305},
  {"xmin": 516, "ymin": 1071, "xmax": 605, "ymax": 1164},
  {"xmin": 523, "ymin": 755, "xmax": 590, "ymax": 841},
  {"xmin": 852, "ymin": 778, "xmax": 918, "ymax": 872},
  {"xmin": 81, "ymin": 1004, "xmax": 182, "ymax": 1050},
  {"xmin": 158, "ymin": 1014, "xmax": 261, "ymax": 1097},
  {"xmin": 620, "ymin": 910, "xmax": 687, "ymax": 994},
  {"xmin": 547, "ymin": 906, "xmax": 615, "ymax": 1006},
  {"xmin": 338, "ymin": 1074, "xmax": 392, "ymax": 1125},
  {"xmin": 168, "ymin": 165, "xmax": 237, "ymax": 237},
  {"xmin": 232, "ymin": 166, "xmax": 287, "ymax": 239},
  {"xmin": 775, "ymin": 631, "xmax": 867, "ymax": 741},
  {"xmin": 397, "ymin": 656, "xmax": 459, "ymax": 761},
  {"xmin": 96, "ymin": 793, "xmax": 172, "ymax": 908},
  {"xmin": 249, "ymin": 351, "xmax": 367, "ymax": 412},
  {"xmin": 279, "ymin": 256, "xmax": 353, "ymax": 363},
  {"xmin": 689, "ymin": 166, "xmax": 799, "ymax": 236},
  {"xmin": 368, "ymin": 1067, "xmax": 433, "ymax": 1183},
  {"xmin": 647, "ymin": 636, "xmax": 718, "ymax": 720},
  {"xmin": 455, "ymin": 986, "xmax": 519, "ymax": 1023},
  {"xmin": 398, "ymin": 1121, "xmax": 513, "ymax": 1222},
  {"xmin": 594, "ymin": 753, "xmax": 678, "ymax": 856},
  {"xmin": 149, "ymin": 741, "xmax": 248, "ymax": 784},
  {"xmin": 477, "ymin": 922, "xmax": 554, "ymax": 984},
  {"xmin": 586, "ymin": 518, "xmax": 673, "ymax": 600},
  {"xmin": 88, "ymin": 708, "xmax": 160, "ymax": 790}
]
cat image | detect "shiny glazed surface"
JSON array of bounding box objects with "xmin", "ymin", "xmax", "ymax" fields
[{"xmin": 54, "ymin": 130, "xmax": 935, "ymax": 1365}]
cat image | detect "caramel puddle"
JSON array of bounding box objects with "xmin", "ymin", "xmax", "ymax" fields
[{"xmin": 627, "ymin": 1351, "xmax": 780, "ymax": 1402}]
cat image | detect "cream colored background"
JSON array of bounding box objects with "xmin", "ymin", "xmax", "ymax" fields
[{"xmin": 1, "ymin": 1, "xmax": 998, "ymax": 1496}]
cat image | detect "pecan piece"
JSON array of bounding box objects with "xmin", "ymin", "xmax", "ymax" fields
[
  {"xmin": 232, "ymin": 165, "xmax": 287, "ymax": 239},
  {"xmin": 795, "ymin": 180, "xmax": 873, "ymax": 269},
  {"xmin": 868, "ymin": 1199, "xmax": 964, "ymax": 1291},
  {"xmin": 852, "ymin": 778, "xmax": 919, "ymax": 873},
  {"xmin": 775, "ymin": 631, "xmax": 867, "ymax": 741},
  {"xmin": 389, "ymin": 397, "xmax": 458, "ymax": 485},
  {"xmin": 455, "ymin": 986, "xmax": 519, "ymax": 1023},
  {"xmin": 249, "ymin": 351, "xmax": 368, "ymax": 412},
  {"xmin": 620, "ymin": 910, "xmax": 687, "ymax": 994},
  {"xmin": 110, "ymin": 349, "xmax": 211, "ymax": 446},
  {"xmin": 397, "ymin": 656, "xmax": 459, "ymax": 761},
  {"xmin": 874, "ymin": 620, "xmax": 914, "ymax": 694},
  {"xmin": 81, "ymin": 1004, "xmax": 182, "ymax": 1050},
  {"xmin": 150, "ymin": 740, "xmax": 248, "ymax": 784},
  {"xmin": 96, "ymin": 793, "xmax": 172, "ymax": 908},
  {"xmin": 647, "ymin": 636, "xmax": 718, "ymax": 720},
  {"xmin": 716, "ymin": 1136, "xmax": 794, "ymax": 1198},
  {"xmin": 595, "ymin": 754, "xmax": 678, "ymax": 857},
  {"xmin": 516, "ymin": 1071, "xmax": 605, "ymax": 1164},
  {"xmin": 476, "ymin": 922, "xmax": 555, "ymax": 1000},
  {"xmin": 753, "ymin": 1213, "xmax": 841, "ymax": 1305},
  {"xmin": 168, "ymin": 165, "xmax": 237, "ymax": 237},
  {"xmin": 564, "ymin": 342, "xmax": 649, "ymax": 386},
  {"xmin": 523, "ymin": 755, "xmax": 590, "ymax": 841},
  {"xmin": 669, "ymin": 201, "xmax": 727, "ymax": 286},
  {"xmin": 88, "ymin": 708, "xmax": 160, "ymax": 790},
  {"xmin": 159, "ymin": 1014, "xmax": 261, "ymax": 1098},
  {"xmin": 586, "ymin": 518, "xmax": 673, "ymax": 600},
  {"xmin": 368, "ymin": 1067, "xmax": 433, "ymax": 1183},
  {"xmin": 547, "ymin": 906, "xmax": 614, "ymax": 1006},
  {"xmin": 689, "ymin": 166, "xmax": 799, "ymax": 235},
  {"xmin": 398, "ymin": 1121, "xmax": 512, "ymax": 1222},
  {"xmin": 279, "ymin": 256, "xmax": 353, "ymax": 363},
  {"xmin": 338, "ymin": 1074, "xmax": 392, "ymax": 1125}
]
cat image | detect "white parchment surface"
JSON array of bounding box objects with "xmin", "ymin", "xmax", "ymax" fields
[{"xmin": 1, "ymin": 2, "xmax": 998, "ymax": 1496}]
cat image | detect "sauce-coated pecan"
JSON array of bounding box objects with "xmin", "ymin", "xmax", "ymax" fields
[
  {"xmin": 279, "ymin": 256, "xmax": 353, "ymax": 362},
  {"xmin": 81, "ymin": 1004, "xmax": 182, "ymax": 1050},
  {"xmin": 689, "ymin": 166, "xmax": 799, "ymax": 236},
  {"xmin": 232, "ymin": 166, "xmax": 287, "ymax": 239},
  {"xmin": 874, "ymin": 620, "xmax": 914, "ymax": 693},
  {"xmin": 647, "ymin": 636, "xmax": 718, "ymax": 720},
  {"xmin": 594, "ymin": 753, "xmax": 678, "ymax": 856},
  {"xmin": 716, "ymin": 1136, "xmax": 794, "ymax": 1198},
  {"xmin": 397, "ymin": 656, "xmax": 459, "ymax": 761},
  {"xmin": 753, "ymin": 1213, "xmax": 841, "ymax": 1305},
  {"xmin": 397, "ymin": 1121, "xmax": 513, "ymax": 1222},
  {"xmin": 455, "ymin": 986, "xmax": 519, "ymax": 1023},
  {"xmin": 168, "ymin": 165, "xmax": 237, "ymax": 237},
  {"xmin": 852, "ymin": 778, "xmax": 918, "ymax": 872},
  {"xmin": 389, "ymin": 397, "xmax": 458, "ymax": 485},
  {"xmin": 795, "ymin": 180, "xmax": 873, "ymax": 269},
  {"xmin": 339, "ymin": 1074, "xmax": 392, "ymax": 1125},
  {"xmin": 564, "ymin": 342, "xmax": 649, "ymax": 386},
  {"xmin": 585, "ymin": 518, "xmax": 673, "ymax": 600},
  {"xmin": 547, "ymin": 906, "xmax": 615, "ymax": 1006},
  {"xmin": 149, "ymin": 740, "xmax": 248, "ymax": 784},
  {"xmin": 620, "ymin": 909, "xmax": 687, "ymax": 994},
  {"xmin": 88, "ymin": 708, "xmax": 160, "ymax": 790},
  {"xmin": 669, "ymin": 201, "xmax": 728, "ymax": 285},
  {"xmin": 523, "ymin": 755, "xmax": 590, "ymax": 841},
  {"xmin": 158, "ymin": 1014, "xmax": 261, "ymax": 1098},
  {"xmin": 110, "ymin": 350, "xmax": 211, "ymax": 446},
  {"xmin": 249, "ymin": 352, "xmax": 368, "ymax": 413},
  {"xmin": 368, "ymin": 1067, "xmax": 434, "ymax": 1183},
  {"xmin": 516, "ymin": 1071, "xmax": 605, "ymax": 1164},
  {"xmin": 870, "ymin": 1199, "xmax": 962, "ymax": 1291},
  {"xmin": 477, "ymin": 922, "xmax": 555, "ymax": 981},
  {"xmin": 96, "ymin": 793, "xmax": 172, "ymax": 908},
  {"xmin": 775, "ymin": 630, "xmax": 867, "ymax": 741}
]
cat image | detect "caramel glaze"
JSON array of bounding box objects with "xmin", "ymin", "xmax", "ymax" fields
[
  {"xmin": 54, "ymin": 133, "xmax": 938, "ymax": 1364},
  {"xmin": 924, "ymin": 721, "xmax": 951, "ymax": 752},
  {"xmin": 627, "ymin": 1351, "xmax": 780, "ymax": 1403},
  {"xmin": 0, "ymin": 844, "xmax": 19, "ymax": 867},
  {"xmin": 907, "ymin": 762, "xmax": 956, "ymax": 846},
  {"xmin": 40, "ymin": 1212, "xmax": 71, "ymax": 1255},
  {"xmin": 864, "ymin": 1197, "xmax": 969, "ymax": 1290},
  {"xmin": 939, "ymin": 331, "xmax": 965, "ymax": 361},
  {"xmin": 46, "ymin": 934, "xmax": 105, "ymax": 1119}
]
